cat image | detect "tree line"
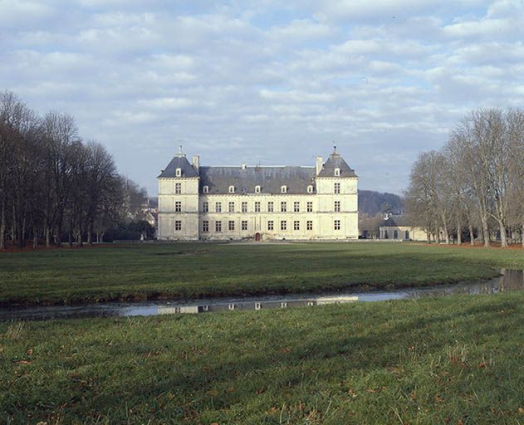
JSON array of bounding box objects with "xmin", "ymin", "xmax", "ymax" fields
[
  {"xmin": 405, "ymin": 108, "xmax": 524, "ymax": 247},
  {"xmin": 0, "ymin": 91, "xmax": 149, "ymax": 249}
]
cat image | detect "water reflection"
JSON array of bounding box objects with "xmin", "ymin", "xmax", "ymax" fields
[{"xmin": 1, "ymin": 269, "xmax": 523, "ymax": 322}]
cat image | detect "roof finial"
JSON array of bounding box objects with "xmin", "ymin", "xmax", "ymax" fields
[
  {"xmin": 332, "ymin": 141, "xmax": 338, "ymax": 155},
  {"xmin": 176, "ymin": 141, "xmax": 185, "ymax": 157}
]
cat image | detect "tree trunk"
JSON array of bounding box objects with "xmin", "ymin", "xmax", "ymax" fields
[
  {"xmin": 68, "ymin": 225, "xmax": 73, "ymax": 248},
  {"xmin": 522, "ymin": 224, "xmax": 524, "ymax": 248},
  {"xmin": 56, "ymin": 227, "xmax": 62, "ymax": 247},
  {"xmin": 32, "ymin": 227, "xmax": 38, "ymax": 249},
  {"xmin": 0, "ymin": 202, "xmax": 5, "ymax": 250},
  {"xmin": 498, "ymin": 220, "xmax": 508, "ymax": 248},
  {"xmin": 480, "ymin": 213, "xmax": 490, "ymax": 248},
  {"xmin": 456, "ymin": 221, "xmax": 462, "ymax": 245},
  {"xmin": 87, "ymin": 223, "xmax": 93, "ymax": 245},
  {"xmin": 469, "ymin": 225, "xmax": 475, "ymax": 246},
  {"xmin": 44, "ymin": 221, "xmax": 51, "ymax": 248}
]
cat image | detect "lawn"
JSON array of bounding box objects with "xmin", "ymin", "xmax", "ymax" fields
[
  {"xmin": 0, "ymin": 291, "xmax": 522, "ymax": 424},
  {"xmin": 1, "ymin": 242, "xmax": 523, "ymax": 306}
]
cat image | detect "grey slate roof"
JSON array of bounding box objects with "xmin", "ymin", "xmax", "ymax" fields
[
  {"xmin": 317, "ymin": 152, "xmax": 357, "ymax": 178},
  {"xmin": 382, "ymin": 216, "xmax": 411, "ymax": 227},
  {"xmin": 200, "ymin": 166, "xmax": 317, "ymax": 194},
  {"xmin": 158, "ymin": 150, "xmax": 357, "ymax": 194},
  {"xmin": 158, "ymin": 154, "xmax": 199, "ymax": 178}
]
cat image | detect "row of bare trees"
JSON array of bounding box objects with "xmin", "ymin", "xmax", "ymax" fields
[
  {"xmin": 0, "ymin": 91, "xmax": 148, "ymax": 249},
  {"xmin": 405, "ymin": 108, "xmax": 524, "ymax": 247}
]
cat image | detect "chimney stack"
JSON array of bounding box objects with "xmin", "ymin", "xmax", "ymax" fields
[
  {"xmin": 316, "ymin": 156, "xmax": 323, "ymax": 175},
  {"xmin": 192, "ymin": 155, "xmax": 200, "ymax": 172}
]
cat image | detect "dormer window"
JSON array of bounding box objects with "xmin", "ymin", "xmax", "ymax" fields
[
  {"xmin": 307, "ymin": 185, "xmax": 314, "ymax": 194},
  {"xmin": 281, "ymin": 185, "xmax": 287, "ymax": 194},
  {"xmin": 229, "ymin": 185, "xmax": 235, "ymax": 193},
  {"xmin": 203, "ymin": 185, "xmax": 209, "ymax": 193},
  {"xmin": 255, "ymin": 185, "xmax": 261, "ymax": 193},
  {"xmin": 176, "ymin": 168, "xmax": 182, "ymax": 177},
  {"xmin": 334, "ymin": 168, "xmax": 340, "ymax": 177}
]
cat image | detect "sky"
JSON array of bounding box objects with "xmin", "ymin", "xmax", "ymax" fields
[{"xmin": 1, "ymin": 0, "xmax": 524, "ymax": 196}]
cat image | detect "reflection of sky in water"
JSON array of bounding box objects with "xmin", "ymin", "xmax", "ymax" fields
[{"xmin": 2, "ymin": 269, "xmax": 523, "ymax": 321}]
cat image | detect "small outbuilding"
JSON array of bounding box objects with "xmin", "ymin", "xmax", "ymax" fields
[{"xmin": 379, "ymin": 216, "xmax": 428, "ymax": 241}]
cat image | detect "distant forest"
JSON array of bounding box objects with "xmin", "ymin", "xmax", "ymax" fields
[{"xmin": 358, "ymin": 190, "xmax": 404, "ymax": 216}]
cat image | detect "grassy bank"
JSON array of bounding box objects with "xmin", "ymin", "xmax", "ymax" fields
[
  {"xmin": 1, "ymin": 242, "xmax": 523, "ymax": 306},
  {"xmin": 1, "ymin": 292, "xmax": 522, "ymax": 424}
]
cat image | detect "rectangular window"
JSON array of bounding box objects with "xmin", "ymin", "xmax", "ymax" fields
[
  {"xmin": 281, "ymin": 220, "xmax": 287, "ymax": 231},
  {"xmin": 268, "ymin": 201, "xmax": 274, "ymax": 212},
  {"xmin": 255, "ymin": 201, "xmax": 261, "ymax": 212},
  {"xmin": 229, "ymin": 202, "xmax": 235, "ymax": 213},
  {"xmin": 307, "ymin": 201, "xmax": 313, "ymax": 212},
  {"xmin": 241, "ymin": 221, "xmax": 248, "ymax": 231},
  {"xmin": 216, "ymin": 202, "xmax": 222, "ymax": 213},
  {"xmin": 334, "ymin": 220, "xmax": 341, "ymax": 230},
  {"xmin": 175, "ymin": 221, "xmax": 182, "ymax": 231},
  {"xmin": 307, "ymin": 221, "xmax": 313, "ymax": 231},
  {"xmin": 334, "ymin": 183, "xmax": 341, "ymax": 194},
  {"xmin": 203, "ymin": 201, "xmax": 209, "ymax": 213},
  {"xmin": 294, "ymin": 201, "xmax": 300, "ymax": 212},
  {"xmin": 242, "ymin": 201, "xmax": 248, "ymax": 213},
  {"xmin": 175, "ymin": 183, "xmax": 181, "ymax": 194},
  {"xmin": 216, "ymin": 221, "xmax": 222, "ymax": 232},
  {"xmin": 281, "ymin": 202, "xmax": 287, "ymax": 212},
  {"xmin": 294, "ymin": 220, "xmax": 300, "ymax": 231},
  {"xmin": 202, "ymin": 221, "xmax": 209, "ymax": 232},
  {"xmin": 334, "ymin": 201, "xmax": 340, "ymax": 212},
  {"xmin": 229, "ymin": 220, "xmax": 235, "ymax": 231},
  {"xmin": 268, "ymin": 220, "xmax": 274, "ymax": 231},
  {"xmin": 175, "ymin": 201, "xmax": 181, "ymax": 212}
]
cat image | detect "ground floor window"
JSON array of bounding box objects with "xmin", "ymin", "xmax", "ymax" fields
[
  {"xmin": 294, "ymin": 220, "xmax": 300, "ymax": 231},
  {"xmin": 334, "ymin": 220, "xmax": 341, "ymax": 230},
  {"xmin": 216, "ymin": 221, "xmax": 222, "ymax": 232},
  {"xmin": 405, "ymin": 230, "xmax": 409, "ymax": 240},
  {"xmin": 202, "ymin": 221, "xmax": 209, "ymax": 232},
  {"xmin": 307, "ymin": 221, "xmax": 313, "ymax": 231},
  {"xmin": 229, "ymin": 220, "xmax": 235, "ymax": 231},
  {"xmin": 241, "ymin": 221, "xmax": 248, "ymax": 230},
  {"xmin": 281, "ymin": 220, "xmax": 287, "ymax": 231},
  {"xmin": 393, "ymin": 230, "xmax": 398, "ymax": 239},
  {"xmin": 268, "ymin": 220, "xmax": 274, "ymax": 231},
  {"xmin": 175, "ymin": 221, "xmax": 182, "ymax": 231}
]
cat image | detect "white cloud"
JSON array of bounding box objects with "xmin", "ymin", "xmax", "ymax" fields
[{"xmin": 1, "ymin": 1, "xmax": 523, "ymax": 195}]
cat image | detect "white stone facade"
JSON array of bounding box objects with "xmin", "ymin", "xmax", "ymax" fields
[{"xmin": 157, "ymin": 150, "xmax": 358, "ymax": 241}]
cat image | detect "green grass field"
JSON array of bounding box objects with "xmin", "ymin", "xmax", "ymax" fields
[
  {"xmin": 1, "ymin": 291, "xmax": 522, "ymax": 424},
  {"xmin": 1, "ymin": 242, "xmax": 523, "ymax": 306}
]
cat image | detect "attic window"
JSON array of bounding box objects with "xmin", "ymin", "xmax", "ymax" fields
[
  {"xmin": 176, "ymin": 168, "xmax": 182, "ymax": 177},
  {"xmin": 281, "ymin": 185, "xmax": 287, "ymax": 194},
  {"xmin": 229, "ymin": 185, "xmax": 235, "ymax": 193},
  {"xmin": 203, "ymin": 185, "xmax": 209, "ymax": 193},
  {"xmin": 334, "ymin": 168, "xmax": 340, "ymax": 177},
  {"xmin": 255, "ymin": 185, "xmax": 261, "ymax": 193},
  {"xmin": 307, "ymin": 185, "xmax": 313, "ymax": 194}
]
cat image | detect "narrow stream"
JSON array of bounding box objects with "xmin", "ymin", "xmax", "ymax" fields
[{"xmin": 1, "ymin": 269, "xmax": 523, "ymax": 321}]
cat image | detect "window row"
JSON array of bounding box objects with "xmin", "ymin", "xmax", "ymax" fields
[
  {"xmin": 202, "ymin": 185, "xmax": 316, "ymax": 194},
  {"xmin": 200, "ymin": 200, "xmax": 342, "ymax": 213},
  {"xmin": 172, "ymin": 182, "xmax": 343, "ymax": 195},
  {"xmin": 173, "ymin": 220, "xmax": 343, "ymax": 232},
  {"xmin": 383, "ymin": 229, "xmax": 409, "ymax": 240},
  {"xmin": 200, "ymin": 220, "xmax": 316, "ymax": 232}
]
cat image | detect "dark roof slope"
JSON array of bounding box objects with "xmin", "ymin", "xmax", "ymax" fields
[
  {"xmin": 317, "ymin": 151, "xmax": 357, "ymax": 178},
  {"xmin": 158, "ymin": 155, "xmax": 199, "ymax": 178},
  {"xmin": 382, "ymin": 216, "xmax": 411, "ymax": 227},
  {"xmin": 200, "ymin": 166, "xmax": 316, "ymax": 194}
]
